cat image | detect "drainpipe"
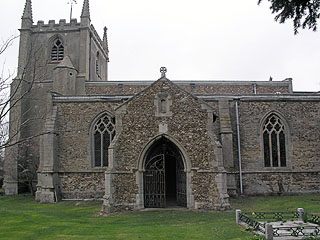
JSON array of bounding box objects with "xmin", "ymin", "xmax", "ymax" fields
[{"xmin": 235, "ymin": 99, "xmax": 243, "ymax": 195}]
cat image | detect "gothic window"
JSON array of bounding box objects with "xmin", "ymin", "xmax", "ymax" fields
[
  {"xmin": 262, "ymin": 114, "xmax": 287, "ymax": 167},
  {"xmin": 92, "ymin": 114, "xmax": 115, "ymax": 167},
  {"xmin": 51, "ymin": 39, "xmax": 64, "ymax": 61}
]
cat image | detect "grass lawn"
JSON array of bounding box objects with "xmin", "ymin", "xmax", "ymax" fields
[{"xmin": 0, "ymin": 193, "xmax": 319, "ymax": 240}]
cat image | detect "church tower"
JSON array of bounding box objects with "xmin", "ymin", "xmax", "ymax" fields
[{"xmin": 3, "ymin": 0, "xmax": 109, "ymax": 197}]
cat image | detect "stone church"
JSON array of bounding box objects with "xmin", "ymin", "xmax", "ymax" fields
[{"xmin": 3, "ymin": 0, "xmax": 320, "ymax": 213}]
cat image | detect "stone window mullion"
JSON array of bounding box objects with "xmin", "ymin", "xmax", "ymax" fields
[
  {"xmin": 92, "ymin": 114, "xmax": 115, "ymax": 168},
  {"xmin": 51, "ymin": 39, "xmax": 64, "ymax": 62},
  {"xmin": 100, "ymin": 132, "xmax": 104, "ymax": 167},
  {"xmin": 277, "ymin": 132, "xmax": 281, "ymax": 167},
  {"xmin": 268, "ymin": 130, "xmax": 273, "ymax": 167},
  {"xmin": 262, "ymin": 114, "xmax": 287, "ymax": 168}
]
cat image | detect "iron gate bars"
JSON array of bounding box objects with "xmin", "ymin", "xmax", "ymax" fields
[{"xmin": 144, "ymin": 154, "xmax": 166, "ymax": 208}]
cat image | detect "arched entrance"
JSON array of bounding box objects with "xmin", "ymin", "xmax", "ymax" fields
[{"xmin": 143, "ymin": 137, "xmax": 187, "ymax": 208}]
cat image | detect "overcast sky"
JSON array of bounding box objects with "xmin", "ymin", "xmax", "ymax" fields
[{"xmin": 1, "ymin": 0, "xmax": 320, "ymax": 91}]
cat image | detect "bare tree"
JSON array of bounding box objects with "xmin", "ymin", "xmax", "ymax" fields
[
  {"xmin": 0, "ymin": 36, "xmax": 18, "ymax": 148},
  {"xmin": 0, "ymin": 36, "xmax": 18, "ymax": 192},
  {"xmin": 1, "ymin": 35, "xmax": 51, "ymax": 195},
  {"xmin": 0, "ymin": 151, "xmax": 3, "ymax": 191}
]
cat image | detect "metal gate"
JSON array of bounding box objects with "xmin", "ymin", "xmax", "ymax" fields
[
  {"xmin": 176, "ymin": 157, "xmax": 187, "ymax": 207},
  {"xmin": 144, "ymin": 154, "xmax": 166, "ymax": 208},
  {"xmin": 143, "ymin": 143, "xmax": 187, "ymax": 208}
]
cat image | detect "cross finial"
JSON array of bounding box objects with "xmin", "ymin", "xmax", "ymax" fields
[{"xmin": 160, "ymin": 67, "xmax": 167, "ymax": 78}]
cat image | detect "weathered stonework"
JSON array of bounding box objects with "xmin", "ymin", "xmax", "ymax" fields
[
  {"xmin": 237, "ymin": 100, "xmax": 320, "ymax": 171},
  {"xmin": 4, "ymin": 0, "xmax": 320, "ymax": 214},
  {"xmin": 242, "ymin": 172, "xmax": 320, "ymax": 195},
  {"xmin": 56, "ymin": 102, "xmax": 119, "ymax": 171},
  {"xmin": 229, "ymin": 99, "xmax": 320, "ymax": 195},
  {"xmin": 59, "ymin": 172, "xmax": 105, "ymax": 199},
  {"xmin": 86, "ymin": 81, "xmax": 292, "ymax": 96},
  {"xmin": 101, "ymin": 78, "xmax": 230, "ymax": 212}
]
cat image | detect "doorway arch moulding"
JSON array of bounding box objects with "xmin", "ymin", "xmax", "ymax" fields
[{"xmin": 135, "ymin": 133, "xmax": 195, "ymax": 209}]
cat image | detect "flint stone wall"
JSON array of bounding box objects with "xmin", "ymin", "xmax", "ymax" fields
[
  {"xmin": 109, "ymin": 79, "xmax": 228, "ymax": 210},
  {"xmin": 192, "ymin": 172, "xmax": 225, "ymax": 209},
  {"xmin": 55, "ymin": 101, "xmax": 119, "ymax": 199},
  {"xmin": 109, "ymin": 173, "xmax": 137, "ymax": 212},
  {"xmin": 59, "ymin": 172, "xmax": 105, "ymax": 199},
  {"xmin": 242, "ymin": 172, "xmax": 320, "ymax": 195},
  {"xmin": 56, "ymin": 102, "xmax": 119, "ymax": 171},
  {"xmin": 114, "ymin": 80, "xmax": 218, "ymax": 170},
  {"xmin": 86, "ymin": 81, "xmax": 291, "ymax": 95},
  {"xmin": 234, "ymin": 100, "xmax": 320, "ymax": 195}
]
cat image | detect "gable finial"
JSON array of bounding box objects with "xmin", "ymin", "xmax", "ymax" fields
[
  {"xmin": 22, "ymin": 0, "xmax": 33, "ymax": 22},
  {"xmin": 81, "ymin": 0, "xmax": 90, "ymax": 19},
  {"xmin": 160, "ymin": 67, "xmax": 167, "ymax": 78}
]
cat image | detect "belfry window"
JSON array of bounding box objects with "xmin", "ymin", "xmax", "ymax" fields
[
  {"xmin": 96, "ymin": 52, "xmax": 100, "ymax": 77},
  {"xmin": 51, "ymin": 39, "xmax": 64, "ymax": 61},
  {"xmin": 93, "ymin": 115, "xmax": 115, "ymax": 167},
  {"xmin": 262, "ymin": 114, "xmax": 286, "ymax": 167}
]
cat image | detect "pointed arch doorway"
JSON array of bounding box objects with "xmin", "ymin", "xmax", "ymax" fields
[{"xmin": 143, "ymin": 137, "xmax": 187, "ymax": 208}]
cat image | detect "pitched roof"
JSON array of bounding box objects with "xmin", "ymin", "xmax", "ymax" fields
[
  {"xmin": 115, "ymin": 76, "xmax": 214, "ymax": 113},
  {"xmin": 54, "ymin": 56, "xmax": 77, "ymax": 71}
]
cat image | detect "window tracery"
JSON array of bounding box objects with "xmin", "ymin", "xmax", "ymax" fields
[
  {"xmin": 262, "ymin": 114, "xmax": 286, "ymax": 167},
  {"xmin": 51, "ymin": 39, "xmax": 64, "ymax": 61},
  {"xmin": 92, "ymin": 114, "xmax": 115, "ymax": 167}
]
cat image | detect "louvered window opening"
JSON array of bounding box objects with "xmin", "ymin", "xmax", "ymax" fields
[
  {"xmin": 96, "ymin": 59, "xmax": 99, "ymax": 74},
  {"xmin": 51, "ymin": 39, "xmax": 64, "ymax": 61},
  {"xmin": 263, "ymin": 115, "xmax": 286, "ymax": 167},
  {"xmin": 96, "ymin": 52, "xmax": 100, "ymax": 76},
  {"xmin": 93, "ymin": 115, "xmax": 115, "ymax": 167}
]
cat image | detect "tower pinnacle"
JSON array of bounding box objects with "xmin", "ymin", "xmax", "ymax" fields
[
  {"xmin": 103, "ymin": 27, "xmax": 109, "ymax": 58},
  {"xmin": 22, "ymin": 0, "xmax": 33, "ymax": 21},
  {"xmin": 81, "ymin": 0, "xmax": 90, "ymax": 20}
]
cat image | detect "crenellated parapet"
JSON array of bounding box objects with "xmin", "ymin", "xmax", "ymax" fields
[
  {"xmin": 27, "ymin": 19, "xmax": 107, "ymax": 57},
  {"xmin": 30, "ymin": 19, "xmax": 81, "ymax": 32}
]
